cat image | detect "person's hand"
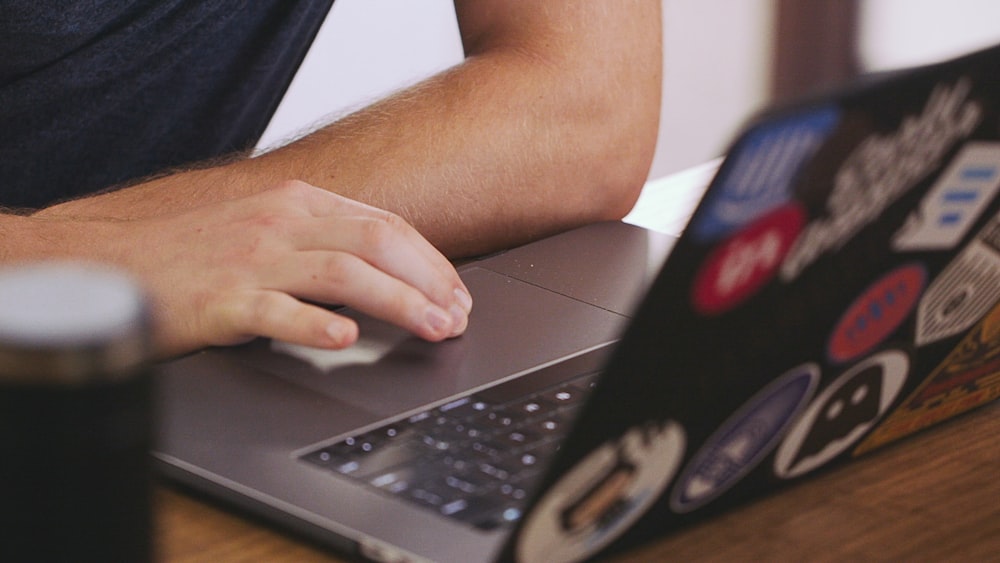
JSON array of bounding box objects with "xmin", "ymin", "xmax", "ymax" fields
[{"xmin": 95, "ymin": 181, "xmax": 472, "ymax": 357}]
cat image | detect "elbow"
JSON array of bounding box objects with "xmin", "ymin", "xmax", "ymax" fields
[
  {"xmin": 566, "ymin": 42, "xmax": 662, "ymax": 223},
  {"xmin": 576, "ymin": 81, "xmax": 662, "ymax": 224}
]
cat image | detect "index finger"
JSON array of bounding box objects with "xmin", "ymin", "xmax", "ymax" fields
[{"xmin": 296, "ymin": 189, "xmax": 473, "ymax": 314}]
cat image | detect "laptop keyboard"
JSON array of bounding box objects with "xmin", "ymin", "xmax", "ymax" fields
[{"xmin": 301, "ymin": 371, "xmax": 600, "ymax": 530}]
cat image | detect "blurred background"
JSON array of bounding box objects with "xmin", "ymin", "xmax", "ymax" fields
[{"xmin": 257, "ymin": 0, "xmax": 1000, "ymax": 182}]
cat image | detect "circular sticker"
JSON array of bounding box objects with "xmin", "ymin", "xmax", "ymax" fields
[
  {"xmin": 691, "ymin": 203, "xmax": 806, "ymax": 316},
  {"xmin": 669, "ymin": 363, "xmax": 819, "ymax": 513},
  {"xmin": 828, "ymin": 263, "xmax": 927, "ymax": 363},
  {"xmin": 774, "ymin": 349, "xmax": 909, "ymax": 479},
  {"xmin": 515, "ymin": 420, "xmax": 685, "ymax": 563}
]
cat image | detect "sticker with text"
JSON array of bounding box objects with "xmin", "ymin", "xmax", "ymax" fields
[
  {"xmin": 691, "ymin": 107, "xmax": 838, "ymax": 242},
  {"xmin": 893, "ymin": 141, "xmax": 1000, "ymax": 251},
  {"xmin": 856, "ymin": 301, "xmax": 1000, "ymax": 455},
  {"xmin": 669, "ymin": 363, "xmax": 819, "ymax": 513},
  {"xmin": 781, "ymin": 79, "xmax": 983, "ymax": 281},
  {"xmin": 916, "ymin": 211, "xmax": 1000, "ymax": 346},
  {"xmin": 515, "ymin": 420, "xmax": 685, "ymax": 563},
  {"xmin": 827, "ymin": 263, "xmax": 926, "ymax": 364},
  {"xmin": 774, "ymin": 349, "xmax": 909, "ymax": 479},
  {"xmin": 691, "ymin": 203, "xmax": 806, "ymax": 316}
]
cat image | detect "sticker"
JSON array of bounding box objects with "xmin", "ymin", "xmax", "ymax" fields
[
  {"xmin": 774, "ymin": 349, "xmax": 909, "ymax": 479},
  {"xmin": 856, "ymin": 301, "xmax": 1000, "ymax": 455},
  {"xmin": 515, "ymin": 420, "xmax": 685, "ymax": 563},
  {"xmin": 692, "ymin": 203, "xmax": 806, "ymax": 316},
  {"xmin": 916, "ymin": 212, "xmax": 1000, "ymax": 346},
  {"xmin": 691, "ymin": 107, "xmax": 839, "ymax": 242},
  {"xmin": 893, "ymin": 142, "xmax": 1000, "ymax": 251},
  {"xmin": 669, "ymin": 363, "xmax": 819, "ymax": 513},
  {"xmin": 781, "ymin": 79, "xmax": 983, "ymax": 281},
  {"xmin": 827, "ymin": 264, "xmax": 927, "ymax": 364}
]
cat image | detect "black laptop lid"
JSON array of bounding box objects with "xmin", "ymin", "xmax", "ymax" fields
[{"xmin": 502, "ymin": 42, "xmax": 1000, "ymax": 562}]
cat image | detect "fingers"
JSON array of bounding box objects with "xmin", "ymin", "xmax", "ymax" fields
[
  {"xmin": 289, "ymin": 189, "xmax": 472, "ymax": 315},
  {"xmin": 219, "ymin": 289, "xmax": 362, "ymax": 350},
  {"xmin": 275, "ymin": 250, "xmax": 468, "ymax": 341}
]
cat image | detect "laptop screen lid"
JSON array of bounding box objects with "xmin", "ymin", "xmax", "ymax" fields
[{"xmin": 503, "ymin": 42, "xmax": 1000, "ymax": 562}]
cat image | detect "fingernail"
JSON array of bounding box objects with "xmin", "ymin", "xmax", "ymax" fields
[
  {"xmin": 454, "ymin": 287, "xmax": 473, "ymax": 313},
  {"xmin": 449, "ymin": 304, "xmax": 468, "ymax": 337},
  {"xmin": 326, "ymin": 321, "xmax": 356, "ymax": 348},
  {"xmin": 426, "ymin": 305, "xmax": 453, "ymax": 336}
]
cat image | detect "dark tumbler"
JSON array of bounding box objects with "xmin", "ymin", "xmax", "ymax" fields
[{"xmin": 0, "ymin": 262, "xmax": 154, "ymax": 563}]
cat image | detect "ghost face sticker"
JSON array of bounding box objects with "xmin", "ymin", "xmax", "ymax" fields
[
  {"xmin": 774, "ymin": 349, "xmax": 909, "ymax": 479},
  {"xmin": 515, "ymin": 420, "xmax": 685, "ymax": 563},
  {"xmin": 692, "ymin": 203, "xmax": 806, "ymax": 316},
  {"xmin": 670, "ymin": 363, "xmax": 819, "ymax": 513}
]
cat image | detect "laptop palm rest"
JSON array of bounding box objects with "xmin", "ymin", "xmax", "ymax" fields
[{"xmin": 226, "ymin": 267, "xmax": 629, "ymax": 425}]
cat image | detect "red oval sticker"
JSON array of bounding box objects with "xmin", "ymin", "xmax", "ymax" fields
[
  {"xmin": 828, "ymin": 263, "xmax": 926, "ymax": 363},
  {"xmin": 691, "ymin": 204, "xmax": 805, "ymax": 315}
]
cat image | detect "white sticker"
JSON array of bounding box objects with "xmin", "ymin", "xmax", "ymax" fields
[
  {"xmin": 774, "ymin": 349, "xmax": 909, "ymax": 479},
  {"xmin": 894, "ymin": 142, "xmax": 1000, "ymax": 251},
  {"xmin": 515, "ymin": 420, "xmax": 685, "ymax": 563},
  {"xmin": 916, "ymin": 212, "xmax": 1000, "ymax": 345}
]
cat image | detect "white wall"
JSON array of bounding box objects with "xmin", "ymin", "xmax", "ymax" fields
[
  {"xmin": 656, "ymin": 0, "xmax": 773, "ymax": 178},
  {"xmin": 859, "ymin": 0, "xmax": 1000, "ymax": 72},
  {"xmin": 257, "ymin": 0, "xmax": 463, "ymax": 151},
  {"xmin": 258, "ymin": 0, "xmax": 775, "ymax": 182}
]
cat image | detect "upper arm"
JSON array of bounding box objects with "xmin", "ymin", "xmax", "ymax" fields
[
  {"xmin": 453, "ymin": 0, "xmax": 662, "ymax": 79},
  {"xmin": 452, "ymin": 1, "xmax": 663, "ymax": 215}
]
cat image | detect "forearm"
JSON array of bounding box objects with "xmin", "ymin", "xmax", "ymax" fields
[
  {"xmin": 0, "ymin": 212, "xmax": 115, "ymax": 263},
  {"xmin": 40, "ymin": 1, "xmax": 662, "ymax": 258}
]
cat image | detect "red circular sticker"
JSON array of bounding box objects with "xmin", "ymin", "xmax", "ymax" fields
[
  {"xmin": 691, "ymin": 204, "xmax": 805, "ymax": 315},
  {"xmin": 827, "ymin": 263, "xmax": 926, "ymax": 363}
]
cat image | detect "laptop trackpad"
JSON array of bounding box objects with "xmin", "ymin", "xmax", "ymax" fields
[{"xmin": 234, "ymin": 267, "xmax": 628, "ymax": 419}]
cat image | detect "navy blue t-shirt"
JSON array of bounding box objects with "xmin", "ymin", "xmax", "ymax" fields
[{"xmin": 0, "ymin": 1, "xmax": 334, "ymax": 209}]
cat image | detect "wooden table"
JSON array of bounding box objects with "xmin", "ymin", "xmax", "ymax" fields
[{"xmin": 158, "ymin": 399, "xmax": 1000, "ymax": 562}]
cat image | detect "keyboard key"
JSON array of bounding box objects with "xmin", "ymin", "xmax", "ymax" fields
[
  {"xmin": 505, "ymin": 398, "xmax": 548, "ymax": 419},
  {"xmin": 444, "ymin": 472, "xmax": 493, "ymax": 495},
  {"xmin": 477, "ymin": 461, "xmax": 511, "ymax": 481},
  {"xmin": 439, "ymin": 396, "xmax": 494, "ymax": 420},
  {"xmin": 525, "ymin": 417, "xmax": 564, "ymax": 436},
  {"xmin": 333, "ymin": 441, "xmax": 426, "ymax": 479},
  {"xmin": 302, "ymin": 447, "xmax": 342, "ymax": 468},
  {"xmin": 498, "ymin": 429, "xmax": 542, "ymax": 449},
  {"xmin": 538, "ymin": 386, "xmax": 588, "ymax": 406},
  {"xmin": 482, "ymin": 410, "xmax": 516, "ymax": 430},
  {"xmin": 471, "ymin": 439, "xmax": 506, "ymax": 459}
]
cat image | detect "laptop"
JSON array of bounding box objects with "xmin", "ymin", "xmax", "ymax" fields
[{"xmin": 155, "ymin": 42, "xmax": 1000, "ymax": 563}]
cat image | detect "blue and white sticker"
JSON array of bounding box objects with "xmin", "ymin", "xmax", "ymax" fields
[
  {"xmin": 515, "ymin": 420, "xmax": 685, "ymax": 563},
  {"xmin": 893, "ymin": 142, "xmax": 1000, "ymax": 251},
  {"xmin": 774, "ymin": 349, "xmax": 909, "ymax": 479},
  {"xmin": 669, "ymin": 363, "xmax": 820, "ymax": 513},
  {"xmin": 691, "ymin": 106, "xmax": 840, "ymax": 242}
]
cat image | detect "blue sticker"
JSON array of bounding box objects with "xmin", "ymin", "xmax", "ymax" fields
[
  {"xmin": 669, "ymin": 364, "xmax": 820, "ymax": 513},
  {"xmin": 692, "ymin": 107, "xmax": 840, "ymax": 242}
]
